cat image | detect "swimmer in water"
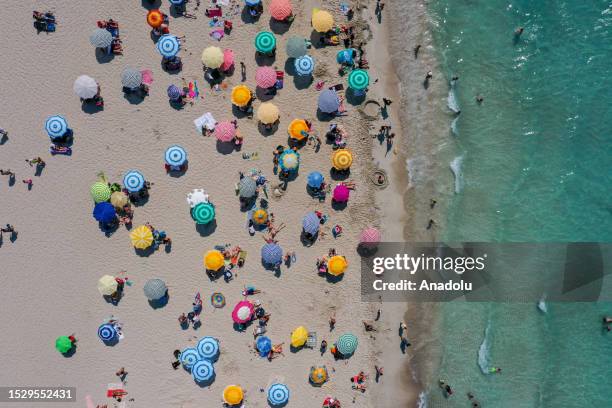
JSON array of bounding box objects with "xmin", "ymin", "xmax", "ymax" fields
[
  {"xmin": 490, "ymin": 367, "xmax": 502, "ymax": 373},
  {"xmin": 476, "ymin": 94, "xmax": 484, "ymax": 104},
  {"xmin": 439, "ymin": 380, "xmax": 453, "ymax": 397},
  {"xmin": 514, "ymin": 26, "xmax": 524, "ymax": 36},
  {"xmin": 467, "ymin": 392, "xmax": 481, "ymax": 408}
]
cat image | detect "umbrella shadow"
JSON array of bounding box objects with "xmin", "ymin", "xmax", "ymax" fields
[
  {"xmin": 123, "ymin": 90, "xmax": 146, "ymax": 105},
  {"xmin": 216, "ymin": 140, "xmax": 238, "ymax": 155},
  {"xmin": 316, "ymin": 109, "xmax": 336, "ymax": 122},
  {"xmin": 255, "ymin": 52, "xmax": 276, "ymax": 67},
  {"xmin": 148, "ymin": 293, "xmax": 169, "ymax": 309},
  {"xmin": 331, "ymin": 200, "xmax": 348, "ymax": 211},
  {"xmin": 232, "ymin": 105, "xmax": 253, "ymax": 119},
  {"xmin": 61, "ymin": 346, "xmax": 77, "ymax": 357},
  {"xmin": 149, "ymin": 30, "xmax": 161, "ymax": 43},
  {"xmin": 169, "ymin": 100, "xmax": 186, "ymax": 110},
  {"xmin": 261, "ymin": 259, "xmax": 282, "ymax": 275},
  {"xmin": 269, "ymin": 17, "xmax": 293, "ymax": 35},
  {"xmin": 100, "ymin": 220, "xmax": 119, "ymax": 236},
  {"xmin": 130, "ymin": 191, "xmax": 150, "ymax": 207},
  {"xmin": 81, "ymin": 102, "xmax": 104, "ymax": 114},
  {"xmin": 257, "ymin": 122, "xmax": 279, "ymax": 136},
  {"xmin": 255, "ymin": 87, "xmax": 276, "ymax": 102},
  {"xmin": 357, "ymin": 244, "xmax": 378, "ymax": 258},
  {"xmin": 240, "ymin": 196, "xmax": 257, "ymax": 212},
  {"xmin": 168, "ymin": 162, "xmax": 188, "ymax": 177},
  {"xmin": 346, "ymin": 88, "xmax": 367, "ymax": 106},
  {"xmin": 102, "ymin": 337, "xmax": 120, "ymax": 347},
  {"xmin": 294, "ymin": 75, "xmax": 313, "ymax": 90},
  {"xmin": 196, "ymin": 220, "xmax": 217, "ymax": 236},
  {"xmin": 284, "ymin": 58, "xmax": 297, "ymax": 76},
  {"xmin": 241, "ymin": 7, "xmax": 260, "ymax": 24},
  {"xmin": 300, "ymin": 230, "xmax": 318, "ymax": 247},
  {"xmin": 0, "ymin": 133, "xmax": 8, "ymax": 145},
  {"xmin": 326, "ymin": 273, "xmax": 345, "ymax": 283},
  {"xmin": 330, "ymin": 168, "xmax": 350, "ymax": 181},
  {"xmin": 135, "ymin": 245, "xmax": 156, "ymax": 257},
  {"xmin": 269, "ymin": 401, "xmax": 289, "ymax": 408},
  {"xmin": 310, "ymin": 31, "xmax": 326, "ymax": 49},
  {"xmin": 169, "ymin": 4, "xmax": 187, "ymax": 18},
  {"xmin": 141, "ymin": 0, "xmax": 161, "ymax": 9},
  {"xmin": 95, "ymin": 49, "xmax": 115, "ymax": 64}
]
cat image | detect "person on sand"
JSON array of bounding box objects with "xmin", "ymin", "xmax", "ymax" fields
[
  {"xmin": 375, "ymin": 365, "xmax": 384, "ymax": 382},
  {"xmin": 329, "ymin": 314, "xmax": 336, "ymax": 331},
  {"xmin": 242, "ymin": 285, "xmax": 260, "ymax": 296},
  {"xmin": 22, "ymin": 178, "xmax": 33, "ymax": 188},
  {"xmin": 427, "ymin": 219, "xmax": 436, "ymax": 230},
  {"xmin": 178, "ymin": 313, "xmax": 187, "ymax": 326},
  {"xmin": 320, "ymin": 339, "xmax": 328, "ymax": 355},
  {"xmin": 363, "ymin": 321, "xmax": 377, "ymax": 332},
  {"xmin": 116, "ymin": 367, "xmax": 127, "ymax": 380},
  {"xmin": 414, "ymin": 44, "xmax": 421, "ymax": 59}
]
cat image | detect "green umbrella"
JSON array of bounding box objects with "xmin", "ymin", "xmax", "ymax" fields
[
  {"xmin": 255, "ymin": 31, "xmax": 276, "ymax": 54},
  {"xmin": 286, "ymin": 36, "xmax": 308, "ymax": 59},
  {"xmin": 191, "ymin": 202, "xmax": 215, "ymax": 224},
  {"xmin": 90, "ymin": 182, "xmax": 111, "ymax": 203},
  {"xmin": 336, "ymin": 333, "xmax": 358, "ymax": 356},
  {"xmin": 347, "ymin": 69, "xmax": 370, "ymax": 91},
  {"xmin": 55, "ymin": 336, "xmax": 73, "ymax": 354}
]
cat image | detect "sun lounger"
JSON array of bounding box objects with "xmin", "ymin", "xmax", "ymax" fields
[{"xmin": 306, "ymin": 331, "xmax": 317, "ymax": 348}]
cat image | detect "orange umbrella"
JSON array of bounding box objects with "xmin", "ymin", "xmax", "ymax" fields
[
  {"xmin": 147, "ymin": 9, "xmax": 164, "ymax": 28},
  {"xmin": 270, "ymin": 0, "xmax": 293, "ymax": 21},
  {"xmin": 288, "ymin": 119, "xmax": 309, "ymax": 141}
]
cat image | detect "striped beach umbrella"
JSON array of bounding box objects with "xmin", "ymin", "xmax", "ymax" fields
[
  {"xmin": 192, "ymin": 202, "xmax": 215, "ymax": 225},
  {"xmin": 295, "ymin": 55, "xmax": 314, "ymax": 76},
  {"xmin": 311, "ymin": 9, "xmax": 334, "ymax": 33},
  {"xmin": 238, "ymin": 177, "xmax": 257, "ymax": 198},
  {"xmin": 97, "ymin": 275, "xmax": 118, "ymax": 296},
  {"xmin": 336, "ymin": 333, "xmax": 358, "ymax": 356},
  {"xmin": 90, "ymin": 28, "xmax": 113, "ymax": 48},
  {"xmin": 45, "ymin": 115, "xmax": 68, "ymax": 140},
  {"xmin": 268, "ymin": 383, "xmax": 290, "ymax": 406},
  {"xmin": 231, "ymin": 85, "xmax": 252, "ymax": 107},
  {"xmin": 360, "ymin": 227, "xmax": 381, "ymax": 245},
  {"xmin": 167, "ymin": 84, "xmax": 182, "ymax": 100},
  {"xmin": 55, "ymin": 336, "xmax": 73, "ymax": 354},
  {"xmin": 328, "ymin": 256, "xmax": 347, "ymax": 276},
  {"xmin": 98, "ymin": 323, "xmax": 117, "ymax": 342},
  {"xmin": 197, "ymin": 337, "xmax": 220, "ymax": 361},
  {"xmin": 74, "ymin": 75, "xmax": 98, "ymax": 99},
  {"xmin": 256, "ymin": 335, "xmax": 272, "ymax": 357},
  {"xmin": 307, "ymin": 171, "xmax": 324, "ymax": 188},
  {"xmin": 180, "ymin": 347, "xmax": 200, "ymax": 370},
  {"xmin": 130, "ymin": 225, "xmax": 154, "ymax": 249},
  {"xmin": 232, "ymin": 300, "xmax": 254, "ymax": 324},
  {"xmin": 192, "ymin": 360, "xmax": 215, "ymax": 383},
  {"xmin": 157, "ymin": 35, "xmax": 180, "ymax": 58},
  {"xmin": 211, "ymin": 292, "xmax": 225, "ymax": 308},
  {"xmin": 123, "ymin": 170, "xmax": 145, "ymax": 193},
  {"xmin": 169, "ymin": 0, "xmax": 185, "ymax": 4},
  {"xmin": 332, "ymin": 149, "xmax": 353, "ymax": 170},
  {"xmin": 93, "ymin": 202, "xmax": 116, "ymax": 223},
  {"xmin": 286, "ymin": 36, "xmax": 308, "ymax": 58},
  {"xmin": 261, "ymin": 243, "xmax": 283, "ymax": 265},
  {"xmin": 309, "ymin": 366, "xmax": 328, "ymax": 385},
  {"xmin": 165, "ymin": 145, "xmax": 187, "ymax": 167},
  {"xmin": 336, "ymin": 49, "xmax": 355, "ymax": 65},
  {"xmin": 121, "ymin": 67, "xmax": 143, "ymax": 89},
  {"xmin": 204, "ymin": 250, "xmax": 225, "ymax": 271},
  {"xmin": 270, "ymin": 0, "xmax": 292, "ymax": 21},
  {"xmin": 348, "ymin": 69, "xmax": 370, "ymax": 91},
  {"xmin": 143, "ymin": 278, "xmax": 167, "ymax": 300},
  {"xmin": 302, "ymin": 212, "xmax": 320, "ymax": 235},
  {"xmin": 255, "ymin": 66, "xmax": 277, "ymax": 89},
  {"xmin": 288, "ymin": 119, "xmax": 309, "ymax": 141},
  {"xmin": 257, "ymin": 102, "xmax": 280, "ymax": 124},
  {"xmin": 223, "ymin": 386, "xmax": 244, "ymax": 406},
  {"xmin": 147, "ymin": 9, "xmax": 164, "ymax": 28},
  {"xmin": 252, "ymin": 209, "xmax": 268, "ymax": 225},
  {"xmin": 90, "ymin": 181, "xmax": 111, "ymax": 203},
  {"xmin": 254, "ymin": 31, "xmax": 276, "ymax": 54},
  {"xmin": 279, "ymin": 150, "xmax": 300, "ymax": 171},
  {"xmin": 201, "ymin": 46, "xmax": 224, "ymax": 68},
  {"xmin": 332, "ymin": 184, "xmax": 350, "ymax": 202},
  {"xmin": 245, "ymin": 0, "xmax": 261, "ymax": 5},
  {"xmin": 318, "ymin": 89, "xmax": 340, "ymax": 113},
  {"xmin": 214, "ymin": 121, "xmax": 237, "ymax": 142}
]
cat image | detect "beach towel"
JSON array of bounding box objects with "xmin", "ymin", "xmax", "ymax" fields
[
  {"xmin": 210, "ymin": 29, "xmax": 225, "ymax": 41},
  {"xmin": 194, "ymin": 112, "xmax": 216, "ymax": 133},
  {"xmin": 206, "ymin": 8, "xmax": 223, "ymax": 17}
]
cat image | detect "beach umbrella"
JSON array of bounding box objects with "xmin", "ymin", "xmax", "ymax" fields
[
  {"xmin": 270, "ymin": 0, "xmax": 292, "ymax": 21},
  {"xmin": 130, "ymin": 225, "xmax": 154, "ymax": 249},
  {"xmin": 312, "ymin": 9, "xmax": 334, "ymax": 33},
  {"xmin": 333, "ymin": 184, "xmax": 350, "ymax": 202},
  {"xmin": 98, "ymin": 323, "xmax": 117, "ymax": 342},
  {"xmin": 318, "ymin": 89, "xmax": 340, "ymax": 113},
  {"xmin": 90, "ymin": 28, "xmax": 113, "ymax": 48},
  {"xmin": 147, "ymin": 9, "xmax": 164, "ymax": 28},
  {"xmin": 73, "ymin": 75, "xmax": 98, "ymax": 99},
  {"xmin": 169, "ymin": 0, "xmax": 185, "ymax": 4},
  {"xmin": 332, "ymin": 149, "xmax": 353, "ymax": 170},
  {"xmin": 279, "ymin": 150, "xmax": 299, "ymax": 171},
  {"xmin": 268, "ymin": 383, "xmax": 290, "ymax": 406},
  {"xmin": 231, "ymin": 85, "xmax": 252, "ymax": 107},
  {"xmin": 187, "ymin": 189, "xmax": 208, "ymax": 208},
  {"xmin": 336, "ymin": 49, "xmax": 355, "ymax": 65},
  {"xmin": 232, "ymin": 300, "xmax": 254, "ymax": 324},
  {"xmin": 245, "ymin": 0, "xmax": 261, "ymax": 5},
  {"xmin": 156, "ymin": 35, "xmax": 180, "ymax": 58},
  {"xmin": 307, "ymin": 171, "xmax": 324, "ymax": 188},
  {"xmin": 295, "ymin": 55, "xmax": 314, "ymax": 76},
  {"xmin": 211, "ymin": 292, "xmax": 225, "ymax": 308},
  {"xmin": 261, "ymin": 243, "xmax": 283, "ymax": 265},
  {"xmin": 97, "ymin": 275, "xmax": 118, "ymax": 296},
  {"xmin": 255, "ymin": 66, "xmax": 277, "ymax": 89},
  {"xmin": 93, "ymin": 202, "xmax": 116, "ymax": 223},
  {"xmin": 180, "ymin": 347, "xmax": 200, "ymax": 370},
  {"xmin": 254, "ymin": 31, "xmax": 276, "ymax": 54},
  {"xmin": 223, "ymin": 386, "xmax": 244, "ymax": 406},
  {"xmin": 256, "ymin": 336, "xmax": 272, "ymax": 357},
  {"xmin": 143, "ymin": 279, "xmax": 167, "ymax": 301},
  {"xmin": 45, "ymin": 115, "xmax": 68, "ymax": 140},
  {"xmin": 252, "ymin": 208, "xmax": 268, "ymax": 225},
  {"xmin": 291, "ymin": 326, "xmax": 308, "ymax": 348},
  {"xmin": 214, "ymin": 121, "xmax": 237, "ymax": 142},
  {"xmin": 110, "ymin": 191, "xmax": 129, "ymax": 208},
  {"xmin": 302, "ymin": 212, "xmax": 320, "ymax": 235},
  {"xmin": 167, "ymin": 84, "xmax": 183, "ymax": 100},
  {"xmin": 221, "ymin": 49, "xmax": 235, "ymax": 71},
  {"xmin": 257, "ymin": 102, "xmax": 280, "ymax": 124},
  {"xmin": 165, "ymin": 145, "xmax": 187, "ymax": 167},
  {"xmin": 288, "ymin": 119, "xmax": 309, "ymax": 141},
  {"xmin": 192, "ymin": 360, "xmax": 214, "ymax": 383},
  {"xmin": 121, "ymin": 67, "xmax": 143, "ymax": 89},
  {"xmin": 286, "ymin": 36, "xmax": 308, "ymax": 58},
  {"xmin": 336, "ymin": 333, "xmax": 358, "ymax": 355},
  {"xmin": 348, "ymin": 69, "xmax": 370, "ymax": 91},
  {"xmin": 192, "ymin": 202, "xmax": 215, "ymax": 224},
  {"xmin": 201, "ymin": 46, "xmax": 224, "ymax": 68},
  {"xmin": 328, "ymin": 256, "xmax": 348, "ymax": 276},
  {"xmin": 360, "ymin": 227, "xmax": 381, "ymax": 245},
  {"xmin": 204, "ymin": 250, "xmax": 225, "ymax": 271},
  {"xmin": 197, "ymin": 337, "xmax": 220, "ymax": 361},
  {"xmin": 55, "ymin": 336, "xmax": 73, "ymax": 354},
  {"xmin": 90, "ymin": 181, "xmax": 111, "ymax": 203},
  {"xmin": 309, "ymin": 366, "xmax": 328, "ymax": 385},
  {"xmin": 123, "ymin": 170, "xmax": 145, "ymax": 193},
  {"xmin": 238, "ymin": 177, "xmax": 257, "ymax": 198}
]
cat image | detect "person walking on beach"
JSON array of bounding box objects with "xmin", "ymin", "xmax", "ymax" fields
[
  {"xmin": 320, "ymin": 339, "xmax": 328, "ymax": 355},
  {"xmin": 375, "ymin": 365, "xmax": 384, "ymax": 382},
  {"xmin": 116, "ymin": 367, "xmax": 127, "ymax": 381},
  {"xmin": 240, "ymin": 61, "xmax": 246, "ymax": 82},
  {"xmin": 26, "ymin": 157, "xmax": 45, "ymax": 167},
  {"xmin": 22, "ymin": 178, "xmax": 33, "ymax": 188},
  {"xmin": 414, "ymin": 44, "xmax": 421, "ymax": 59},
  {"xmin": 329, "ymin": 314, "xmax": 336, "ymax": 331}
]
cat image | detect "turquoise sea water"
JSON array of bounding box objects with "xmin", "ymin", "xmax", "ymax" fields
[{"xmin": 426, "ymin": 1, "xmax": 612, "ymax": 407}]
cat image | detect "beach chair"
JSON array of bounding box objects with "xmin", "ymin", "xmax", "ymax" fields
[{"xmin": 306, "ymin": 331, "xmax": 317, "ymax": 348}]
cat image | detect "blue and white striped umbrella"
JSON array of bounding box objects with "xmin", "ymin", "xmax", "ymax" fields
[
  {"xmin": 307, "ymin": 171, "xmax": 324, "ymax": 188},
  {"xmin": 165, "ymin": 145, "xmax": 187, "ymax": 167},
  {"xmin": 191, "ymin": 360, "xmax": 215, "ymax": 383},
  {"xmin": 123, "ymin": 170, "xmax": 145, "ymax": 193},
  {"xmin": 295, "ymin": 55, "xmax": 314, "ymax": 76},
  {"xmin": 98, "ymin": 323, "xmax": 117, "ymax": 342},
  {"xmin": 245, "ymin": 0, "xmax": 261, "ymax": 5},
  {"xmin": 157, "ymin": 35, "xmax": 180, "ymax": 58},
  {"xmin": 261, "ymin": 243, "xmax": 283, "ymax": 265},
  {"xmin": 169, "ymin": 0, "xmax": 185, "ymax": 4},
  {"xmin": 167, "ymin": 85, "xmax": 182, "ymax": 100},
  {"xmin": 197, "ymin": 337, "xmax": 219, "ymax": 361},
  {"xmin": 180, "ymin": 347, "xmax": 200, "ymax": 370},
  {"xmin": 302, "ymin": 212, "xmax": 320, "ymax": 235},
  {"xmin": 45, "ymin": 115, "xmax": 68, "ymax": 139},
  {"xmin": 268, "ymin": 383, "xmax": 290, "ymax": 406}
]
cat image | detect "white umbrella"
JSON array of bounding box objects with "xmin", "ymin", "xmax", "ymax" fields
[
  {"xmin": 187, "ymin": 189, "xmax": 209, "ymax": 208},
  {"xmin": 73, "ymin": 75, "xmax": 98, "ymax": 99}
]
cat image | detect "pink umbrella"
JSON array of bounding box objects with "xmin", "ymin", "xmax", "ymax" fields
[
  {"xmin": 255, "ymin": 66, "xmax": 277, "ymax": 89},
  {"xmin": 270, "ymin": 0, "xmax": 293, "ymax": 21},
  {"xmin": 333, "ymin": 184, "xmax": 350, "ymax": 202},
  {"xmin": 222, "ymin": 49, "xmax": 235, "ymax": 72},
  {"xmin": 232, "ymin": 300, "xmax": 254, "ymax": 324},
  {"xmin": 360, "ymin": 227, "xmax": 381, "ymax": 245},
  {"xmin": 214, "ymin": 121, "xmax": 237, "ymax": 142},
  {"xmin": 141, "ymin": 70, "xmax": 154, "ymax": 85}
]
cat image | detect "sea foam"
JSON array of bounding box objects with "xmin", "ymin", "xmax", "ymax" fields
[
  {"xmin": 449, "ymin": 156, "xmax": 464, "ymax": 193},
  {"xmin": 477, "ymin": 321, "xmax": 492, "ymax": 375}
]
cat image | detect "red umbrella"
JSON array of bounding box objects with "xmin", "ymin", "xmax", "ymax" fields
[
  {"xmin": 333, "ymin": 184, "xmax": 350, "ymax": 202},
  {"xmin": 214, "ymin": 121, "xmax": 237, "ymax": 142},
  {"xmin": 270, "ymin": 0, "xmax": 293, "ymax": 21},
  {"xmin": 222, "ymin": 49, "xmax": 235, "ymax": 72},
  {"xmin": 255, "ymin": 66, "xmax": 277, "ymax": 88},
  {"xmin": 232, "ymin": 300, "xmax": 254, "ymax": 324},
  {"xmin": 360, "ymin": 227, "xmax": 381, "ymax": 245}
]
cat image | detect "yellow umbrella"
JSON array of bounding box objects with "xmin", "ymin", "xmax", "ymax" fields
[
  {"xmin": 110, "ymin": 191, "xmax": 129, "ymax": 208},
  {"xmin": 310, "ymin": 366, "xmax": 328, "ymax": 384},
  {"xmin": 130, "ymin": 225, "xmax": 154, "ymax": 249},
  {"xmin": 312, "ymin": 9, "xmax": 334, "ymax": 33},
  {"xmin": 231, "ymin": 85, "xmax": 252, "ymax": 107},
  {"xmin": 201, "ymin": 46, "xmax": 224, "ymax": 69},
  {"xmin": 223, "ymin": 385, "xmax": 244, "ymax": 405},
  {"xmin": 97, "ymin": 275, "xmax": 118, "ymax": 296},
  {"xmin": 328, "ymin": 256, "xmax": 347, "ymax": 276},
  {"xmin": 252, "ymin": 209, "xmax": 268, "ymax": 225},
  {"xmin": 204, "ymin": 250, "xmax": 225, "ymax": 271},
  {"xmin": 257, "ymin": 102, "xmax": 280, "ymax": 124},
  {"xmin": 291, "ymin": 326, "xmax": 308, "ymax": 348},
  {"xmin": 288, "ymin": 119, "xmax": 309, "ymax": 141},
  {"xmin": 331, "ymin": 149, "xmax": 353, "ymax": 170}
]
